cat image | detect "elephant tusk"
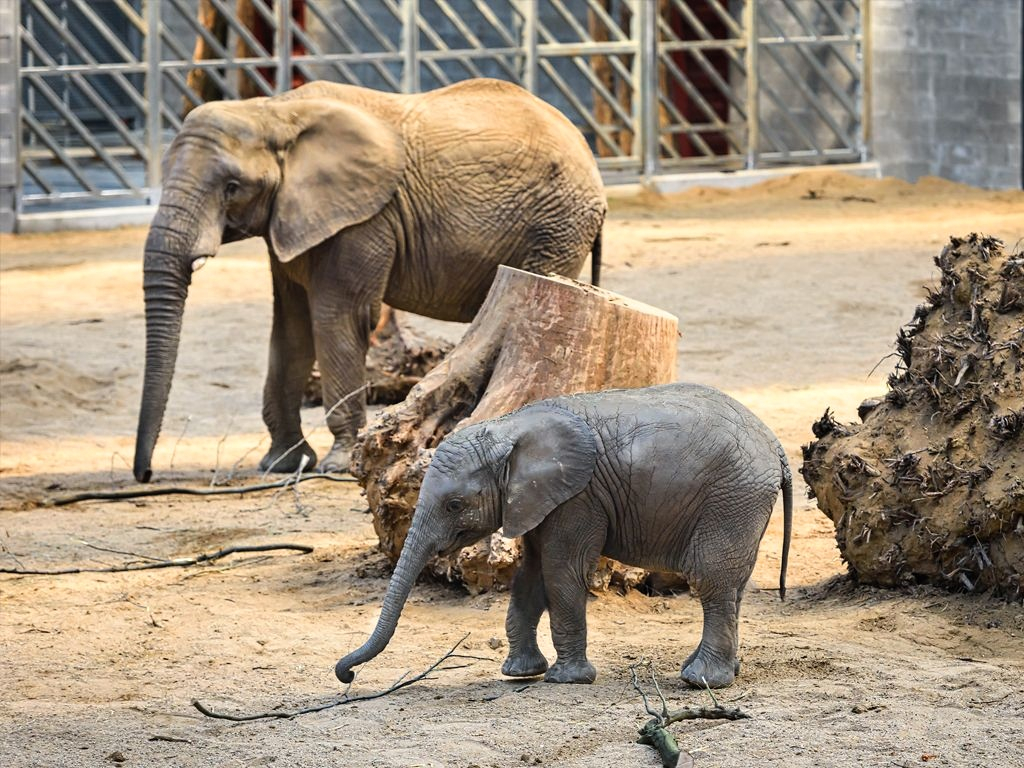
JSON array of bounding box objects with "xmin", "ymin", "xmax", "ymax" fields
[{"xmin": 191, "ymin": 257, "xmax": 208, "ymax": 272}]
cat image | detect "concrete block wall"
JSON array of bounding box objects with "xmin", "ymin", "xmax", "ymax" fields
[{"xmin": 870, "ymin": 0, "xmax": 1022, "ymax": 189}]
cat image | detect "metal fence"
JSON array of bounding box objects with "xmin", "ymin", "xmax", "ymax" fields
[{"xmin": 0, "ymin": 0, "xmax": 868, "ymax": 230}]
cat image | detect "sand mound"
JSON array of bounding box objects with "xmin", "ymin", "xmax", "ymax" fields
[
  {"xmin": 801, "ymin": 234, "xmax": 1023, "ymax": 599},
  {"xmin": 0, "ymin": 357, "xmax": 115, "ymax": 432}
]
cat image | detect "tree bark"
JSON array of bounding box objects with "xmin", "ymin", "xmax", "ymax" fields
[{"xmin": 352, "ymin": 266, "xmax": 680, "ymax": 593}]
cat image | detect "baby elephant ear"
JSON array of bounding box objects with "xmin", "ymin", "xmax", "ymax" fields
[{"xmin": 500, "ymin": 405, "xmax": 598, "ymax": 539}]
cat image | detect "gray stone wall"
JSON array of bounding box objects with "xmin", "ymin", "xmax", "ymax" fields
[{"xmin": 870, "ymin": 0, "xmax": 1022, "ymax": 189}]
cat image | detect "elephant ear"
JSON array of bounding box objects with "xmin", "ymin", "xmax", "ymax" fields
[
  {"xmin": 499, "ymin": 405, "xmax": 598, "ymax": 539},
  {"xmin": 269, "ymin": 99, "xmax": 404, "ymax": 262}
]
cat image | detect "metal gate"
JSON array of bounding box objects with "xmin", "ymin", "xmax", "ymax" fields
[{"xmin": 0, "ymin": 0, "xmax": 868, "ymax": 231}]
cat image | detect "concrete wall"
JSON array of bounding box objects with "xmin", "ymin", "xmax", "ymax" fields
[{"xmin": 870, "ymin": 0, "xmax": 1022, "ymax": 189}]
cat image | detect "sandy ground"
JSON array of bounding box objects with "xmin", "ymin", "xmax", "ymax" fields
[{"xmin": 1, "ymin": 171, "xmax": 1023, "ymax": 767}]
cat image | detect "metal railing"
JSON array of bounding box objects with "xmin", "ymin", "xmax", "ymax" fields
[{"xmin": 0, "ymin": 0, "xmax": 868, "ymax": 229}]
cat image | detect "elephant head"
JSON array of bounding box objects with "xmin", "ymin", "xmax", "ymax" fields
[
  {"xmin": 133, "ymin": 94, "xmax": 404, "ymax": 482},
  {"xmin": 334, "ymin": 405, "xmax": 597, "ymax": 683}
]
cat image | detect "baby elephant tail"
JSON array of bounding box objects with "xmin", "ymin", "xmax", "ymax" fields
[{"xmin": 779, "ymin": 450, "xmax": 793, "ymax": 601}]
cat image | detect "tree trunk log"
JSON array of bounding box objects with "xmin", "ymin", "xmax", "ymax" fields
[{"xmin": 352, "ymin": 266, "xmax": 680, "ymax": 593}]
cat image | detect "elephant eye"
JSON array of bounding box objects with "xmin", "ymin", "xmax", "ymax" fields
[
  {"xmin": 224, "ymin": 180, "xmax": 241, "ymax": 198},
  {"xmin": 446, "ymin": 498, "xmax": 464, "ymax": 514}
]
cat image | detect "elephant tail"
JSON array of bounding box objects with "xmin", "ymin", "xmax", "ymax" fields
[
  {"xmin": 779, "ymin": 450, "xmax": 793, "ymax": 601},
  {"xmin": 590, "ymin": 229, "xmax": 602, "ymax": 287}
]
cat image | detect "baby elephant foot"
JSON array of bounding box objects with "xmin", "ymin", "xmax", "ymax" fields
[
  {"xmin": 681, "ymin": 650, "xmax": 736, "ymax": 689},
  {"xmin": 259, "ymin": 440, "xmax": 317, "ymax": 474},
  {"xmin": 319, "ymin": 442, "xmax": 353, "ymax": 474},
  {"xmin": 501, "ymin": 651, "xmax": 548, "ymax": 678},
  {"xmin": 544, "ymin": 659, "xmax": 597, "ymax": 684}
]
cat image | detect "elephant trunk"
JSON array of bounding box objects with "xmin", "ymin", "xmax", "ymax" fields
[
  {"xmin": 335, "ymin": 521, "xmax": 436, "ymax": 683},
  {"xmin": 133, "ymin": 217, "xmax": 194, "ymax": 483}
]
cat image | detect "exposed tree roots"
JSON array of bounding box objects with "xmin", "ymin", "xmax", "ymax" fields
[{"xmin": 801, "ymin": 234, "xmax": 1024, "ymax": 599}]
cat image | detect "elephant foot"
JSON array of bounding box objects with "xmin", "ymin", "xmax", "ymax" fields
[
  {"xmin": 259, "ymin": 440, "xmax": 317, "ymax": 474},
  {"xmin": 319, "ymin": 442, "xmax": 353, "ymax": 474},
  {"xmin": 681, "ymin": 649, "xmax": 736, "ymax": 689},
  {"xmin": 544, "ymin": 658, "xmax": 596, "ymax": 684},
  {"xmin": 501, "ymin": 650, "xmax": 549, "ymax": 678}
]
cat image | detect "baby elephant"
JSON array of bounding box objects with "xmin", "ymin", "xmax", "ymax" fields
[{"xmin": 336, "ymin": 382, "xmax": 792, "ymax": 688}]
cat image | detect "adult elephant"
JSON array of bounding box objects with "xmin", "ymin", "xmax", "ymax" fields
[{"xmin": 133, "ymin": 78, "xmax": 606, "ymax": 483}]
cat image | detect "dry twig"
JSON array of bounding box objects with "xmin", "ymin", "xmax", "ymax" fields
[
  {"xmin": 0, "ymin": 543, "xmax": 313, "ymax": 576},
  {"xmin": 630, "ymin": 659, "xmax": 749, "ymax": 768},
  {"xmin": 47, "ymin": 473, "xmax": 356, "ymax": 507},
  {"xmin": 192, "ymin": 633, "xmax": 475, "ymax": 722}
]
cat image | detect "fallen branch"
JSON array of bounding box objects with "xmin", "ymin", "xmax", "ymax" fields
[
  {"xmin": 630, "ymin": 659, "xmax": 749, "ymax": 768},
  {"xmin": 0, "ymin": 543, "xmax": 313, "ymax": 576},
  {"xmin": 193, "ymin": 633, "xmax": 475, "ymax": 722},
  {"xmin": 48, "ymin": 473, "xmax": 356, "ymax": 506}
]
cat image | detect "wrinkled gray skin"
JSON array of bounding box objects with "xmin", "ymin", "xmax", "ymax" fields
[
  {"xmin": 133, "ymin": 78, "xmax": 605, "ymax": 483},
  {"xmin": 335, "ymin": 382, "xmax": 793, "ymax": 688}
]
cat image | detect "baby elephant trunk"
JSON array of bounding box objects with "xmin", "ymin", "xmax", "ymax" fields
[{"xmin": 335, "ymin": 527, "xmax": 433, "ymax": 683}]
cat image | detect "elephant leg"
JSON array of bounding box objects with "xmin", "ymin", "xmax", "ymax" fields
[
  {"xmin": 540, "ymin": 522, "xmax": 603, "ymax": 684},
  {"xmin": 259, "ymin": 267, "xmax": 317, "ymax": 474},
  {"xmin": 307, "ymin": 231, "xmax": 393, "ymax": 473},
  {"xmin": 310, "ymin": 301, "xmax": 373, "ymax": 473},
  {"xmin": 681, "ymin": 586, "xmax": 738, "ymax": 689},
  {"xmin": 502, "ymin": 536, "xmax": 548, "ymax": 678}
]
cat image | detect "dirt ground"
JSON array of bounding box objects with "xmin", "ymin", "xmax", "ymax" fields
[{"xmin": 2, "ymin": 171, "xmax": 1023, "ymax": 767}]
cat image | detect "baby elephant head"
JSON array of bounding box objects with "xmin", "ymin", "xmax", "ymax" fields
[{"xmin": 334, "ymin": 404, "xmax": 597, "ymax": 683}]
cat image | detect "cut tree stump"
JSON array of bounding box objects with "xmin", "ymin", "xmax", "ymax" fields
[{"xmin": 351, "ymin": 266, "xmax": 680, "ymax": 593}]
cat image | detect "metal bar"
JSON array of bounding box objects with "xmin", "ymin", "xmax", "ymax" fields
[
  {"xmin": 637, "ymin": 0, "xmax": 658, "ymax": 178},
  {"xmin": 431, "ymin": 0, "xmax": 519, "ymax": 82},
  {"xmin": 0, "ymin": 0, "xmax": 18, "ymax": 231},
  {"xmin": 65, "ymin": 0, "xmax": 140, "ymax": 64},
  {"xmin": 205, "ymin": 0, "xmax": 274, "ymax": 60},
  {"xmin": 413, "ymin": 4, "xmax": 486, "ymax": 82},
  {"xmin": 679, "ymin": 0, "xmax": 744, "ymax": 39},
  {"xmin": 22, "ymin": 188, "xmax": 150, "ymax": 203},
  {"xmin": 757, "ymin": 11, "xmax": 858, "ymax": 119},
  {"xmin": 339, "ymin": 0, "xmax": 400, "ymax": 52},
  {"xmin": 19, "ymin": 31, "xmax": 148, "ymax": 158},
  {"xmin": 859, "ymin": 0, "xmax": 871, "ymax": 162},
  {"xmin": 22, "ymin": 157, "xmax": 56, "ymax": 196},
  {"xmin": 24, "ymin": 73, "xmax": 140, "ymax": 190},
  {"xmin": 277, "ymin": 0, "xmax": 292, "ymax": 93},
  {"xmin": 401, "ymin": 0, "xmax": 419, "ymax": 93},
  {"xmin": 160, "ymin": 0, "xmax": 243, "ymax": 100},
  {"xmin": 304, "ymin": 0, "xmax": 402, "ymax": 91},
  {"xmin": 21, "ymin": 62, "xmax": 149, "ymax": 75},
  {"xmin": 21, "ymin": 111, "xmax": 99, "ymax": 193},
  {"xmin": 538, "ymin": 58, "xmax": 624, "ymax": 157},
  {"xmin": 519, "ymin": 0, "xmax": 537, "ymax": 93},
  {"xmin": 809, "ymin": 0, "xmax": 855, "ymax": 38},
  {"xmin": 756, "ymin": 34, "xmax": 853, "ymax": 149},
  {"xmin": 657, "ymin": 39, "xmax": 745, "ymax": 52},
  {"xmin": 467, "ymin": 0, "xmax": 519, "ymax": 49},
  {"xmin": 756, "ymin": 36, "xmax": 861, "ymax": 46},
  {"xmin": 146, "ymin": 0, "xmax": 162, "ymax": 199},
  {"xmin": 744, "ymin": 0, "xmax": 759, "ymax": 168},
  {"xmin": 288, "ymin": 22, "xmax": 374, "ymax": 89}
]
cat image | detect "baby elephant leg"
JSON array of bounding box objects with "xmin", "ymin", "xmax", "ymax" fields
[
  {"xmin": 540, "ymin": 531, "xmax": 602, "ymax": 684},
  {"xmin": 502, "ymin": 538, "xmax": 549, "ymax": 678},
  {"xmin": 681, "ymin": 587, "xmax": 739, "ymax": 689}
]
